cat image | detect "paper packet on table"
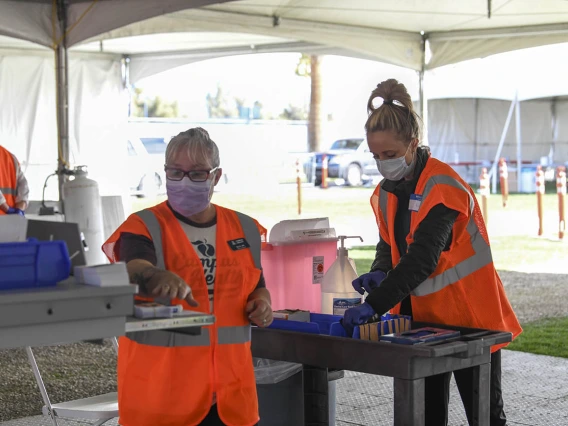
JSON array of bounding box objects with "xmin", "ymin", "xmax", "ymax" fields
[
  {"xmin": 74, "ymin": 262, "xmax": 129, "ymax": 287},
  {"xmin": 134, "ymin": 302, "xmax": 184, "ymax": 319},
  {"xmin": 354, "ymin": 313, "xmax": 412, "ymax": 341},
  {"xmin": 272, "ymin": 309, "xmax": 311, "ymax": 322}
]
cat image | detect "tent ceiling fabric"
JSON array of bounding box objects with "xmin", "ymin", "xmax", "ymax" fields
[
  {"xmin": 1, "ymin": 0, "xmax": 568, "ymax": 70},
  {"xmin": 75, "ymin": 0, "xmax": 568, "ymax": 70},
  {"xmin": 0, "ymin": 0, "xmax": 232, "ymax": 48}
]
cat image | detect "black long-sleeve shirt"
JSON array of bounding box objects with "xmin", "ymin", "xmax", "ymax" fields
[{"xmin": 365, "ymin": 147, "xmax": 460, "ymax": 317}]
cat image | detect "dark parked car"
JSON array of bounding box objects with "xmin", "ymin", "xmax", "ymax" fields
[{"xmin": 308, "ymin": 138, "xmax": 380, "ymax": 186}]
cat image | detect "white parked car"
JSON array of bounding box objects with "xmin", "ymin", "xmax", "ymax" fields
[{"xmin": 127, "ymin": 137, "xmax": 168, "ymax": 197}]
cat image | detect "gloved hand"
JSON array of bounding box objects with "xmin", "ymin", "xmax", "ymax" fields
[
  {"xmin": 6, "ymin": 207, "xmax": 24, "ymax": 216},
  {"xmin": 352, "ymin": 270, "xmax": 387, "ymax": 295},
  {"xmin": 341, "ymin": 302, "xmax": 375, "ymax": 337}
]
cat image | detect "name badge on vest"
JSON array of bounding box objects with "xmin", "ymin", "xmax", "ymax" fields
[
  {"xmin": 409, "ymin": 194, "xmax": 422, "ymax": 212},
  {"xmin": 228, "ymin": 238, "xmax": 250, "ymax": 251}
]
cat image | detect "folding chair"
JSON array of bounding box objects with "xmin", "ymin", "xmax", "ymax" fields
[{"xmin": 25, "ymin": 337, "xmax": 120, "ymax": 426}]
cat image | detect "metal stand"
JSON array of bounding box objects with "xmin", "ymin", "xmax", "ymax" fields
[
  {"xmin": 25, "ymin": 345, "xmax": 117, "ymax": 426},
  {"xmin": 25, "ymin": 347, "xmax": 59, "ymax": 426}
]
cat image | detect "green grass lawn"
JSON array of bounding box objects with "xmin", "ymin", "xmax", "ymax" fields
[{"xmin": 506, "ymin": 317, "xmax": 568, "ymax": 358}]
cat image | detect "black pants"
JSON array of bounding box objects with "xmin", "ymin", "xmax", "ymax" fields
[
  {"xmin": 199, "ymin": 404, "xmax": 259, "ymax": 426},
  {"xmin": 424, "ymin": 350, "xmax": 507, "ymax": 426}
]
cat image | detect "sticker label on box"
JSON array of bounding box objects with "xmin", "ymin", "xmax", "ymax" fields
[
  {"xmin": 312, "ymin": 256, "xmax": 325, "ymax": 284},
  {"xmin": 333, "ymin": 298, "xmax": 362, "ymax": 316}
]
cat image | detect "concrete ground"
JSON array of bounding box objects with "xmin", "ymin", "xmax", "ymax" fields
[{"xmin": 2, "ymin": 349, "xmax": 567, "ymax": 426}]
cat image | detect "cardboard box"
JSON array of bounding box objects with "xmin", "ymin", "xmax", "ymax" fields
[{"xmin": 356, "ymin": 314, "xmax": 412, "ymax": 341}]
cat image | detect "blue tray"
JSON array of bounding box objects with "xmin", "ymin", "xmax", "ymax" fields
[
  {"xmin": 267, "ymin": 313, "xmax": 348, "ymax": 337},
  {"xmin": 0, "ymin": 239, "xmax": 71, "ymax": 291}
]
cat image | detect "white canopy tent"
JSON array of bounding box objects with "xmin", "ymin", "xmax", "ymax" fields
[
  {"xmin": 424, "ymin": 42, "xmax": 568, "ymax": 191},
  {"xmin": 1, "ymin": 0, "xmax": 568, "ymax": 198}
]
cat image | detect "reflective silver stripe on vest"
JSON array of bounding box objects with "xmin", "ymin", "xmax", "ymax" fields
[
  {"xmin": 135, "ymin": 209, "xmax": 165, "ymax": 269},
  {"xmin": 379, "ymin": 186, "xmax": 389, "ymax": 229},
  {"xmin": 0, "ymin": 187, "xmax": 16, "ymax": 195},
  {"xmin": 11, "ymin": 153, "xmax": 18, "ymax": 174},
  {"xmin": 218, "ymin": 325, "xmax": 251, "ymax": 344},
  {"xmin": 412, "ymin": 174, "xmax": 493, "ymax": 297},
  {"xmin": 235, "ymin": 211, "xmax": 261, "ymax": 269},
  {"xmin": 127, "ymin": 328, "xmax": 210, "ymax": 347},
  {"xmin": 126, "ymin": 325, "xmax": 251, "ymax": 347}
]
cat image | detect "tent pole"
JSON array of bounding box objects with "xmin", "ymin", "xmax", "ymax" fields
[
  {"xmin": 551, "ymin": 98, "xmax": 558, "ymax": 164},
  {"xmin": 419, "ymin": 34, "xmax": 428, "ymax": 146},
  {"xmin": 490, "ymin": 97, "xmax": 517, "ymax": 194},
  {"xmin": 474, "ymin": 98, "xmax": 479, "ymax": 174},
  {"xmin": 515, "ymin": 98, "xmax": 522, "ymax": 192},
  {"xmin": 55, "ymin": 0, "xmax": 70, "ymax": 209}
]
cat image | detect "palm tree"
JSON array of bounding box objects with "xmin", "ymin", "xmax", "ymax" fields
[{"xmin": 296, "ymin": 54, "xmax": 323, "ymax": 152}]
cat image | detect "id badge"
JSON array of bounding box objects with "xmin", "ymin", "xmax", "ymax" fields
[{"xmin": 409, "ymin": 194, "xmax": 422, "ymax": 212}]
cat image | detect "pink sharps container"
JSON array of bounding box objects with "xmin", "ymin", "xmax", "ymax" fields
[{"xmin": 261, "ymin": 218, "xmax": 338, "ymax": 313}]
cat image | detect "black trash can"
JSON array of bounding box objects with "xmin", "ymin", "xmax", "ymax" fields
[
  {"xmin": 258, "ymin": 370, "xmax": 304, "ymax": 426},
  {"xmin": 256, "ymin": 361, "xmax": 343, "ymax": 426}
]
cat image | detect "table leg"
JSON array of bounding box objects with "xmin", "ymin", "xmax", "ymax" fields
[
  {"xmin": 303, "ymin": 365, "xmax": 329, "ymax": 426},
  {"xmin": 470, "ymin": 362, "xmax": 491, "ymax": 426},
  {"xmin": 394, "ymin": 377, "xmax": 425, "ymax": 426}
]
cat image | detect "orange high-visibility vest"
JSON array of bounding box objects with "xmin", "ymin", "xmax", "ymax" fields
[
  {"xmin": 371, "ymin": 157, "xmax": 522, "ymax": 352},
  {"xmin": 103, "ymin": 202, "xmax": 267, "ymax": 426},
  {"xmin": 0, "ymin": 146, "xmax": 18, "ymax": 214}
]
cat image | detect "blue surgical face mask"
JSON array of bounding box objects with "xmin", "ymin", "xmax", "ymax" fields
[
  {"xmin": 166, "ymin": 177, "xmax": 214, "ymax": 217},
  {"xmin": 375, "ymin": 146, "xmax": 416, "ymax": 181}
]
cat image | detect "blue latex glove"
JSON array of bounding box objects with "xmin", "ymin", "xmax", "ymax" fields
[
  {"xmin": 6, "ymin": 207, "xmax": 24, "ymax": 216},
  {"xmin": 352, "ymin": 270, "xmax": 387, "ymax": 295},
  {"xmin": 341, "ymin": 302, "xmax": 375, "ymax": 337}
]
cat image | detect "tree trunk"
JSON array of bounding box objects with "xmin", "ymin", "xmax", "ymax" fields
[{"xmin": 308, "ymin": 55, "xmax": 322, "ymax": 152}]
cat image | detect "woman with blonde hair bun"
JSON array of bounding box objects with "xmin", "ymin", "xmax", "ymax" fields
[{"xmin": 342, "ymin": 79, "xmax": 521, "ymax": 425}]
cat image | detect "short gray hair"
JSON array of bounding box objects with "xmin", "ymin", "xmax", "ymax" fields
[{"xmin": 165, "ymin": 127, "xmax": 220, "ymax": 168}]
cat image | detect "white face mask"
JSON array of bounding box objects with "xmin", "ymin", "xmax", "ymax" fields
[{"xmin": 375, "ymin": 146, "xmax": 416, "ymax": 181}]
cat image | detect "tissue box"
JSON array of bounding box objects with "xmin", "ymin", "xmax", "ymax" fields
[
  {"xmin": 355, "ymin": 314, "xmax": 412, "ymax": 341},
  {"xmin": 273, "ymin": 309, "xmax": 311, "ymax": 322}
]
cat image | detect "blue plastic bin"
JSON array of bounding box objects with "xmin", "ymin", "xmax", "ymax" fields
[
  {"xmin": 267, "ymin": 313, "xmax": 347, "ymax": 337},
  {"xmin": 0, "ymin": 239, "xmax": 71, "ymax": 291}
]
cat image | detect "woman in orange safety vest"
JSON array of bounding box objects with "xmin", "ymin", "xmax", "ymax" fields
[
  {"xmin": 0, "ymin": 145, "xmax": 28, "ymax": 216},
  {"xmin": 342, "ymin": 79, "xmax": 522, "ymax": 426},
  {"xmin": 103, "ymin": 128, "xmax": 273, "ymax": 426}
]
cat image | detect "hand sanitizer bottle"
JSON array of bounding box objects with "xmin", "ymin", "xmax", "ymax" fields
[{"xmin": 321, "ymin": 236, "xmax": 364, "ymax": 316}]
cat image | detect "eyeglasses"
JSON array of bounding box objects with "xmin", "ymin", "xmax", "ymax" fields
[{"xmin": 164, "ymin": 166, "xmax": 219, "ymax": 182}]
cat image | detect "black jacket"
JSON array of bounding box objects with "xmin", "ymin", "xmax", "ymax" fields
[{"xmin": 365, "ymin": 147, "xmax": 460, "ymax": 317}]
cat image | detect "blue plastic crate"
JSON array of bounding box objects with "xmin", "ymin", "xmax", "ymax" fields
[
  {"xmin": 267, "ymin": 313, "xmax": 347, "ymax": 338},
  {"xmin": 0, "ymin": 239, "xmax": 71, "ymax": 291}
]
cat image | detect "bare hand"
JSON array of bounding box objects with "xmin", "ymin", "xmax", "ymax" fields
[
  {"xmin": 144, "ymin": 269, "xmax": 199, "ymax": 307},
  {"xmin": 246, "ymin": 298, "xmax": 273, "ymax": 327}
]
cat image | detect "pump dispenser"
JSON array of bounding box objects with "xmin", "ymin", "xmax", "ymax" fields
[{"xmin": 321, "ymin": 236, "xmax": 364, "ymax": 315}]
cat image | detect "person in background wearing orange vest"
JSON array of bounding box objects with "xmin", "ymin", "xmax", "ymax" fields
[
  {"xmin": 0, "ymin": 145, "xmax": 29, "ymax": 216},
  {"xmin": 102, "ymin": 128, "xmax": 272, "ymax": 426},
  {"xmin": 342, "ymin": 79, "xmax": 522, "ymax": 426}
]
